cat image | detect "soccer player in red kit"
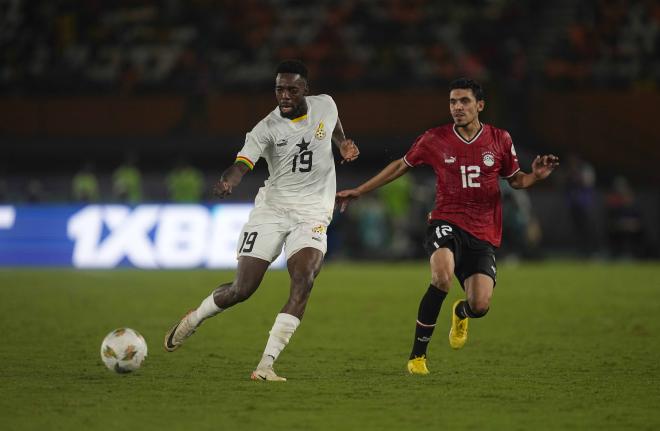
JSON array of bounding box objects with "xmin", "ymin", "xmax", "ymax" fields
[{"xmin": 336, "ymin": 78, "xmax": 559, "ymax": 375}]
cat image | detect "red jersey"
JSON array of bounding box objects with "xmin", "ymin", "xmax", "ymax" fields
[{"xmin": 404, "ymin": 123, "xmax": 520, "ymax": 247}]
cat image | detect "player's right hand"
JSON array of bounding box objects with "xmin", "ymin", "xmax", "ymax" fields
[
  {"xmin": 213, "ymin": 180, "xmax": 233, "ymax": 198},
  {"xmin": 339, "ymin": 139, "xmax": 360, "ymax": 164},
  {"xmin": 335, "ymin": 189, "xmax": 361, "ymax": 213}
]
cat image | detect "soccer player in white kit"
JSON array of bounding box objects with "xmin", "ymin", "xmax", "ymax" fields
[{"xmin": 164, "ymin": 60, "xmax": 360, "ymax": 381}]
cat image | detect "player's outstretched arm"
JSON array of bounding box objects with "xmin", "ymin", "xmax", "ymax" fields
[
  {"xmin": 213, "ymin": 162, "xmax": 251, "ymax": 198},
  {"xmin": 335, "ymin": 158, "xmax": 409, "ymax": 212},
  {"xmin": 332, "ymin": 117, "xmax": 359, "ymax": 164},
  {"xmin": 507, "ymin": 154, "xmax": 560, "ymax": 189}
]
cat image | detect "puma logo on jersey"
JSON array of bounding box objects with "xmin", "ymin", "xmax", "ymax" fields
[
  {"xmin": 444, "ymin": 156, "xmax": 456, "ymax": 164},
  {"xmin": 276, "ymin": 139, "xmax": 288, "ymax": 147}
]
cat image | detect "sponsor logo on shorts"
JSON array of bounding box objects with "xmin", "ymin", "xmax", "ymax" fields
[
  {"xmin": 444, "ymin": 156, "xmax": 456, "ymax": 164},
  {"xmin": 276, "ymin": 139, "xmax": 288, "ymax": 147},
  {"xmin": 312, "ymin": 225, "xmax": 326, "ymax": 234}
]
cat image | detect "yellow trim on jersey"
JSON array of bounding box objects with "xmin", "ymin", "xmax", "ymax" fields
[
  {"xmin": 291, "ymin": 114, "xmax": 308, "ymax": 123},
  {"xmin": 235, "ymin": 156, "xmax": 254, "ymax": 170}
]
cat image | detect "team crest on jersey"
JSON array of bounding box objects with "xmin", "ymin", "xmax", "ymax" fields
[
  {"xmin": 315, "ymin": 122, "xmax": 326, "ymax": 140},
  {"xmin": 312, "ymin": 225, "xmax": 326, "ymax": 235},
  {"xmin": 482, "ymin": 151, "xmax": 495, "ymax": 167}
]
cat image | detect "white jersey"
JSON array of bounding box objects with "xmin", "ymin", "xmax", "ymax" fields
[{"xmin": 236, "ymin": 94, "xmax": 339, "ymax": 222}]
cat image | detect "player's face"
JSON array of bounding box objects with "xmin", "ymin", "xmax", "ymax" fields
[
  {"xmin": 449, "ymin": 89, "xmax": 484, "ymax": 127},
  {"xmin": 275, "ymin": 73, "xmax": 308, "ymax": 119}
]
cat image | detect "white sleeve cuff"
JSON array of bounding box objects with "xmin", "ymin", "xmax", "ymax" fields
[{"xmin": 501, "ymin": 168, "xmax": 521, "ymax": 179}]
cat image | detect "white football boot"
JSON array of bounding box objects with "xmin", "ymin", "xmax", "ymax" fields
[
  {"xmin": 250, "ymin": 365, "xmax": 287, "ymax": 382},
  {"xmin": 163, "ymin": 310, "xmax": 199, "ymax": 352}
]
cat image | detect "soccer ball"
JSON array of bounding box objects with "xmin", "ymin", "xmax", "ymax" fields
[{"xmin": 100, "ymin": 328, "xmax": 148, "ymax": 373}]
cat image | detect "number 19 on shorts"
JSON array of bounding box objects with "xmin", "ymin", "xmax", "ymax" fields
[{"xmin": 239, "ymin": 232, "xmax": 258, "ymax": 253}]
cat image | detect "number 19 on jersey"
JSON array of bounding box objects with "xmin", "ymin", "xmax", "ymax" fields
[{"xmin": 292, "ymin": 151, "xmax": 313, "ymax": 173}]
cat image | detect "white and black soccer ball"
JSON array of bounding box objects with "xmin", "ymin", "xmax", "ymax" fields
[{"xmin": 100, "ymin": 328, "xmax": 148, "ymax": 373}]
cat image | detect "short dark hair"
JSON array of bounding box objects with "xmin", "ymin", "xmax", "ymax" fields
[
  {"xmin": 275, "ymin": 60, "xmax": 308, "ymax": 79},
  {"xmin": 449, "ymin": 78, "xmax": 485, "ymax": 101}
]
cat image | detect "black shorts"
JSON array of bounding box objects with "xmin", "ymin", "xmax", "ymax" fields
[{"xmin": 423, "ymin": 219, "xmax": 497, "ymax": 289}]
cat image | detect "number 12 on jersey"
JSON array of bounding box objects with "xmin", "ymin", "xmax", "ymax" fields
[{"xmin": 460, "ymin": 165, "xmax": 480, "ymax": 188}]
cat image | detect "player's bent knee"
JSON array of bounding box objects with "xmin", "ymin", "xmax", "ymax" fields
[
  {"xmin": 431, "ymin": 271, "xmax": 452, "ymax": 290},
  {"xmin": 290, "ymin": 272, "xmax": 315, "ymax": 291}
]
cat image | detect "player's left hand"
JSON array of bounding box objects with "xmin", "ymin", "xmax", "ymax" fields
[
  {"xmin": 335, "ymin": 189, "xmax": 361, "ymax": 212},
  {"xmin": 532, "ymin": 154, "xmax": 560, "ymax": 180},
  {"xmin": 339, "ymin": 139, "xmax": 359, "ymax": 164},
  {"xmin": 213, "ymin": 180, "xmax": 233, "ymax": 198}
]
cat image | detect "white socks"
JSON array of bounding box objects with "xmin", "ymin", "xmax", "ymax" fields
[
  {"xmin": 258, "ymin": 313, "xmax": 301, "ymax": 369},
  {"xmin": 188, "ymin": 299, "xmax": 300, "ymax": 370},
  {"xmin": 190, "ymin": 293, "xmax": 223, "ymax": 327}
]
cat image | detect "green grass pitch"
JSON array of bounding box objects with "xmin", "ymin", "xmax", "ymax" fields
[{"xmin": 1, "ymin": 262, "xmax": 659, "ymax": 431}]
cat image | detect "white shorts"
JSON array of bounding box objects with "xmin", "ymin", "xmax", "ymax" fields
[{"xmin": 236, "ymin": 206, "xmax": 329, "ymax": 263}]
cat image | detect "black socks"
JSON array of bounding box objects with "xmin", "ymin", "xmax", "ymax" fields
[
  {"xmin": 409, "ymin": 285, "xmax": 447, "ymax": 359},
  {"xmin": 454, "ymin": 300, "xmax": 489, "ymax": 319}
]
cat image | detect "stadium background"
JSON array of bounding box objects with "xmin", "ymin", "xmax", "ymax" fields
[
  {"xmin": 1, "ymin": 1, "xmax": 660, "ymax": 431},
  {"xmin": 1, "ymin": 0, "xmax": 659, "ymax": 261}
]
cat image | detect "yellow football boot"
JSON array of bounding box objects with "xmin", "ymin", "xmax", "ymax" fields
[
  {"xmin": 407, "ymin": 356, "xmax": 430, "ymax": 375},
  {"xmin": 449, "ymin": 300, "xmax": 469, "ymax": 349}
]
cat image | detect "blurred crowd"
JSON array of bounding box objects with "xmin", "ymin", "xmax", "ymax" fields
[
  {"xmin": 0, "ymin": 152, "xmax": 654, "ymax": 261},
  {"xmin": 0, "ymin": 0, "xmax": 531, "ymax": 94},
  {"xmin": 329, "ymin": 154, "xmax": 654, "ymax": 261},
  {"xmin": 0, "ymin": 0, "xmax": 657, "ymax": 260},
  {"xmin": 545, "ymin": 0, "xmax": 660, "ymax": 88},
  {"xmin": 1, "ymin": 0, "xmax": 658, "ymax": 96}
]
